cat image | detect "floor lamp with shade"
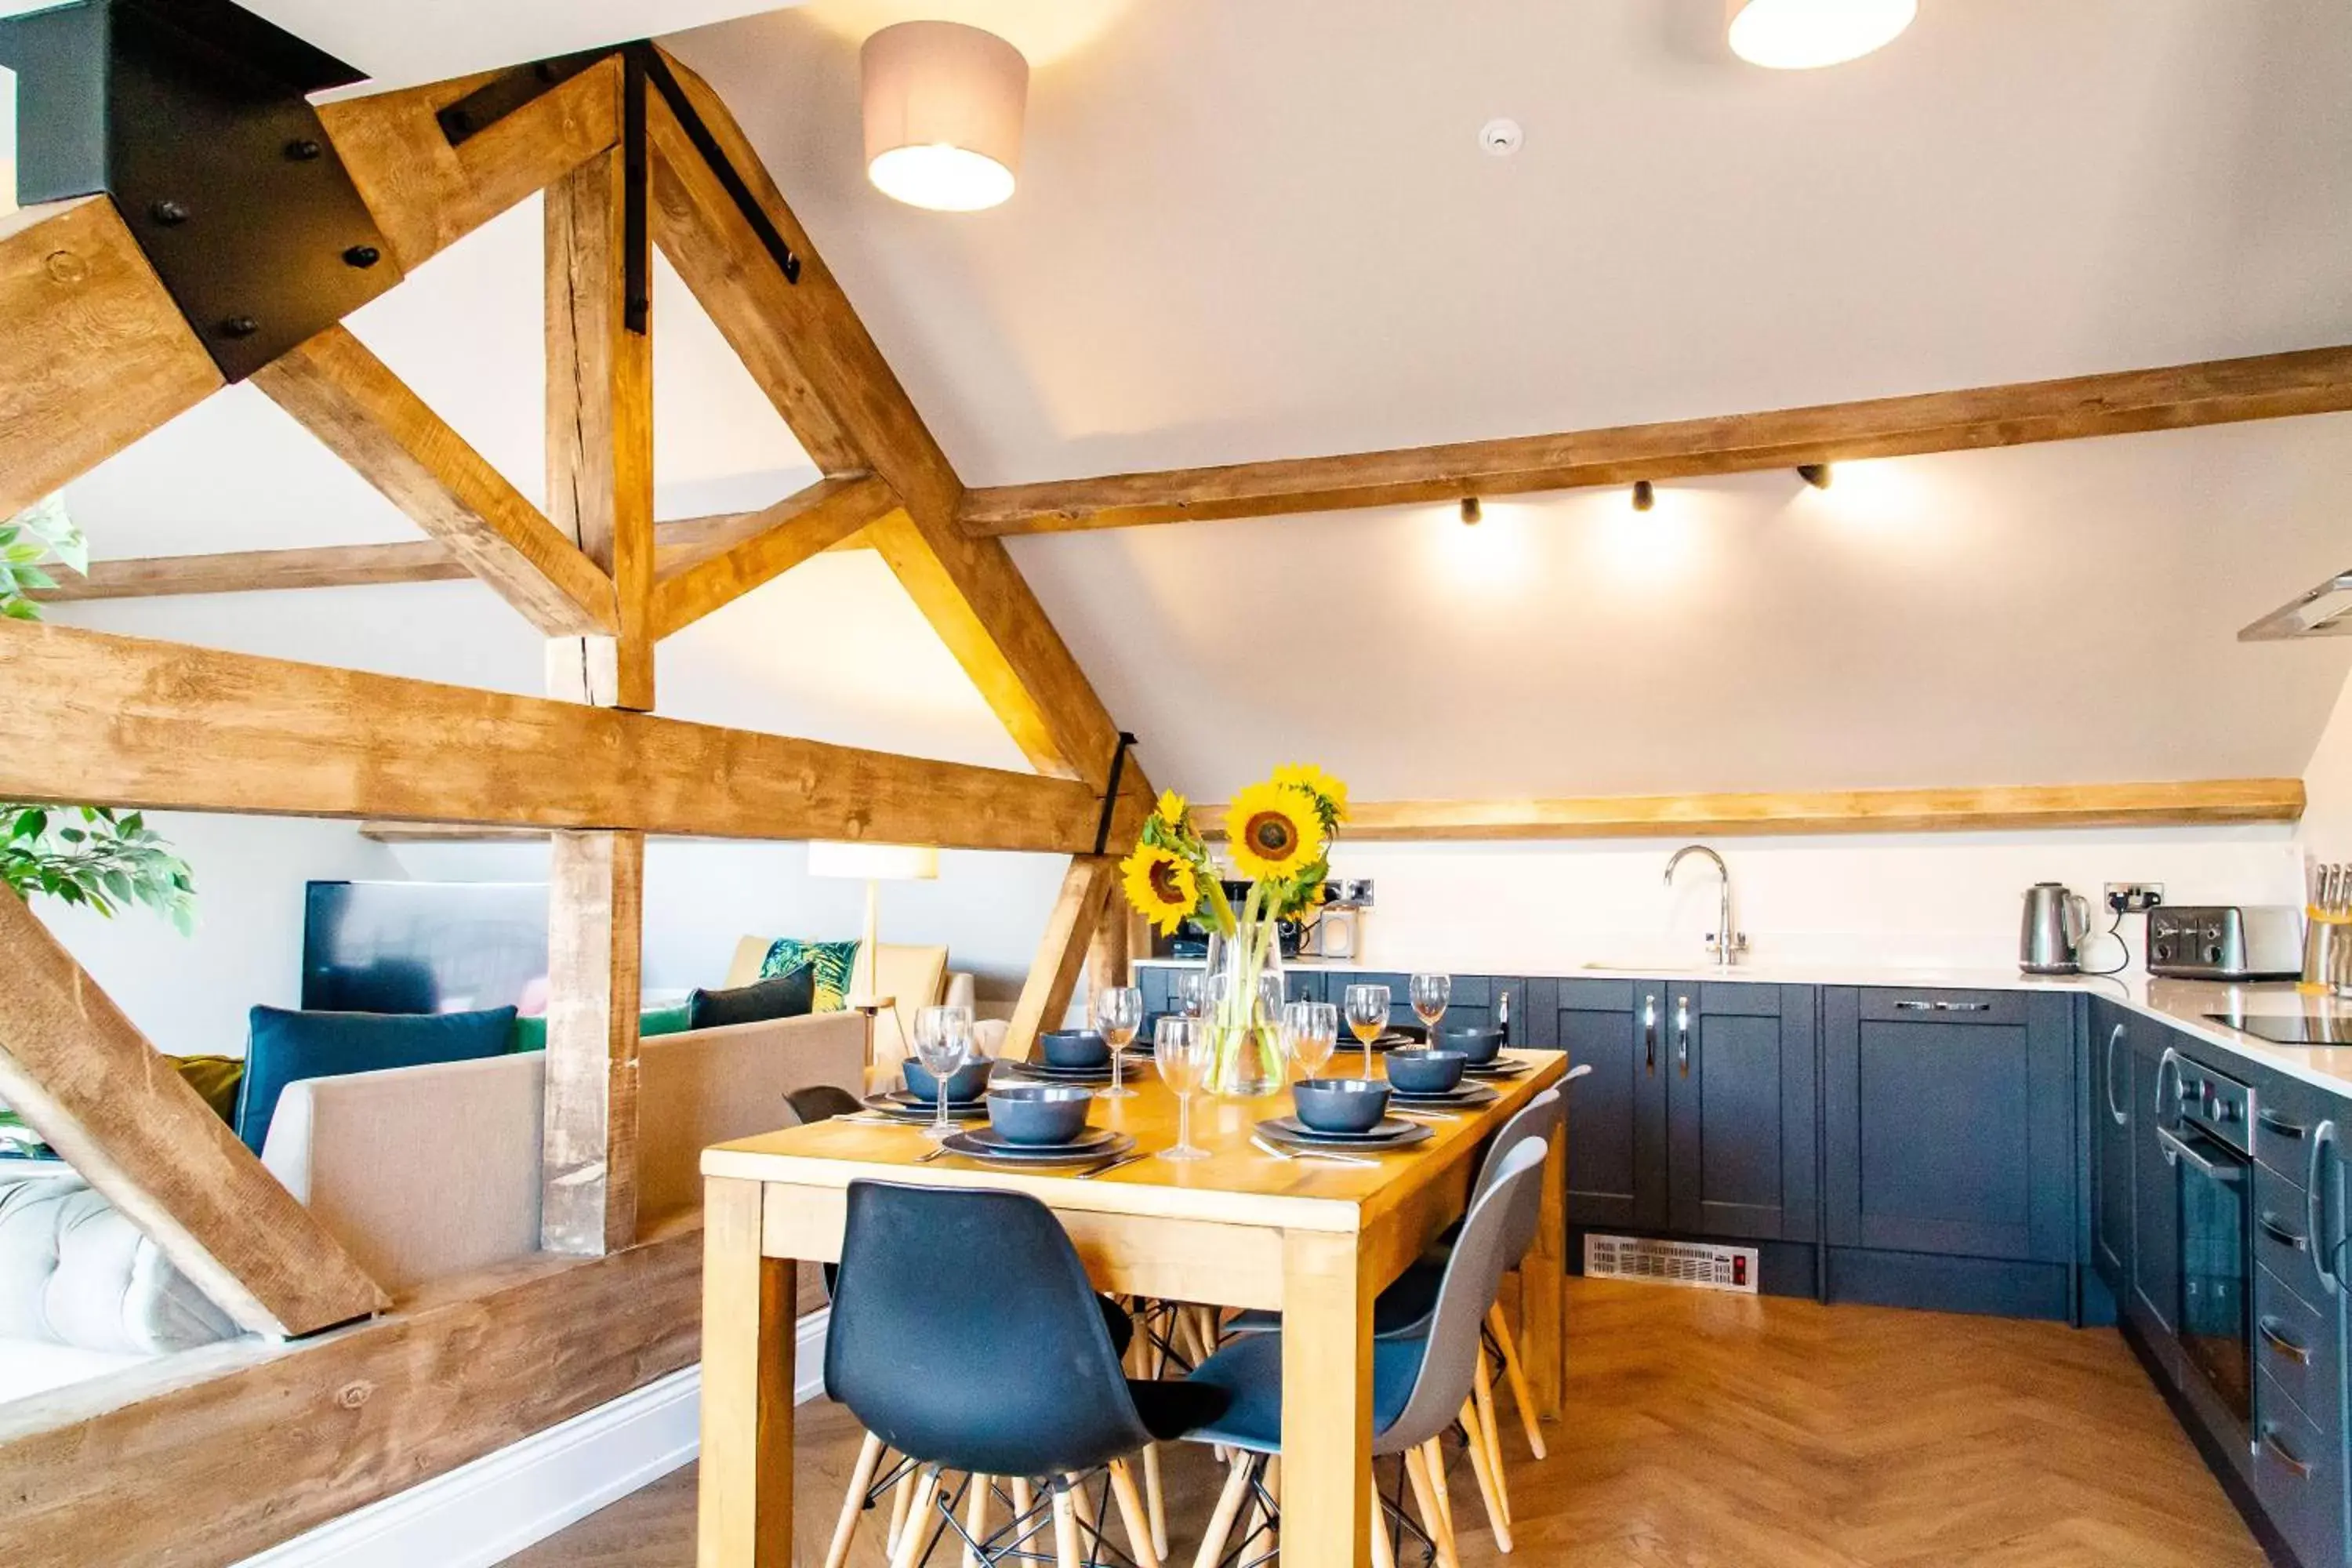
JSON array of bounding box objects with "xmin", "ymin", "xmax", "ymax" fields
[{"xmin": 806, "ymin": 841, "xmax": 940, "ymax": 1018}]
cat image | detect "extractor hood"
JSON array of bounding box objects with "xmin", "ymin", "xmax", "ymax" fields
[{"xmin": 2239, "ymin": 571, "xmax": 2352, "ymax": 641}]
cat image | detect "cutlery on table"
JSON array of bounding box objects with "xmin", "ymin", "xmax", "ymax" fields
[
  {"xmin": 1076, "ymin": 1150, "xmax": 1150, "ymax": 1180},
  {"xmin": 915, "ymin": 1144, "xmax": 956, "ymax": 1163},
  {"xmin": 1250, "ymin": 1134, "xmax": 1377, "ymax": 1167},
  {"xmin": 1392, "ymin": 1109, "xmax": 1461, "ymax": 1123}
]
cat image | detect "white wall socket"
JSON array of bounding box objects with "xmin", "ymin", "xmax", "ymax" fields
[{"xmin": 2104, "ymin": 883, "xmax": 2164, "ymax": 913}]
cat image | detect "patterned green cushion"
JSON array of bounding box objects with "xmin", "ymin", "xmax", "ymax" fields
[
  {"xmin": 0, "ymin": 1105, "xmax": 51, "ymax": 1161},
  {"xmin": 760, "ymin": 938, "xmax": 859, "ymax": 1013}
]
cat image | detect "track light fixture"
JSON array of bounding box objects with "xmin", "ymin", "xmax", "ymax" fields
[
  {"xmin": 1797, "ymin": 463, "xmax": 1833, "ymax": 489},
  {"xmin": 1459, "ymin": 496, "xmax": 1483, "ymax": 526},
  {"xmin": 1632, "ymin": 480, "xmax": 1656, "ymax": 513}
]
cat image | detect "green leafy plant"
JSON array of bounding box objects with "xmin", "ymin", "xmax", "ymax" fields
[{"xmin": 0, "ymin": 496, "xmax": 197, "ymax": 931}]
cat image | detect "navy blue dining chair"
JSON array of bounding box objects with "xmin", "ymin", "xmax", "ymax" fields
[{"xmin": 827, "ymin": 1179, "xmax": 1229, "ymax": 1567}]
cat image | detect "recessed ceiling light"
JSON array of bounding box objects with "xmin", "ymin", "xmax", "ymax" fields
[
  {"xmin": 1479, "ymin": 119, "xmax": 1524, "ymax": 157},
  {"xmin": 1727, "ymin": 0, "xmax": 1917, "ymax": 70}
]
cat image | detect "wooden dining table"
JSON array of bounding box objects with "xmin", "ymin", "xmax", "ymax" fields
[{"xmin": 696, "ymin": 1049, "xmax": 1570, "ymax": 1568}]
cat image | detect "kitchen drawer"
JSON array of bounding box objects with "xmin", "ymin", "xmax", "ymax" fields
[
  {"xmin": 2258, "ymin": 1160, "xmax": 2333, "ymax": 1315},
  {"xmin": 2256, "ymin": 1069, "xmax": 2336, "ymax": 1189},
  {"xmin": 1857, "ymin": 989, "xmax": 2029, "ymax": 1028},
  {"xmin": 2256, "ymin": 1367, "xmax": 2345, "ymax": 1568},
  {"xmin": 2257, "ymin": 1261, "xmax": 2343, "ymax": 1441}
]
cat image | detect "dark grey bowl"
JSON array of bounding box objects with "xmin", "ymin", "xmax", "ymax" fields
[
  {"xmin": 903, "ymin": 1059, "xmax": 991, "ymax": 1104},
  {"xmin": 1386, "ymin": 1047, "xmax": 1467, "ymax": 1095},
  {"xmin": 1293, "ymin": 1077, "xmax": 1392, "ymax": 1135},
  {"xmin": 987, "ymin": 1083, "xmax": 1095, "ymax": 1145},
  {"xmin": 1039, "ymin": 1029, "xmax": 1112, "ymax": 1070},
  {"xmin": 1440, "ymin": 1024, "xmax": 1505, "ymax": 1065}
]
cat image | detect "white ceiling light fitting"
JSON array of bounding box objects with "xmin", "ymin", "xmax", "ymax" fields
[
  {"xmin": 1727, "ymin": 0, "xmax": 1916, "ymax": 70},
  {"xmin": 862, "ymin": 20, "xmax": 1028, "ymax": 212},
  {"xmin": 1479, "ymin": 118, "xmax": 1523, "ymax": 157}
]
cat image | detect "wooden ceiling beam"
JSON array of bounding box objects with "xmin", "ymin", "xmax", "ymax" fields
[
  {"xmin": 650, "ymin": 476, "xmax": 903, "ymax": 639},
  {"xmin": 28, "ymin": 513, "xmax": 870, "ymax": 604},
  {"xmin": 1192, "ymin": 780, "xmax": 2307, "ymax": 841},
  {"xmin": 961, "ymin": 346, "xmax": 2352, "ymax": 535},
  {"xmin": 0, "ymin": 891, "xmax": 387, "ymax": 1339},
  {"xmin": 0, "ymin": 198, "xmax": 224, "ymax": 521},
  {"xmin": 645, "ymin": 48, "xmax": 1136, "ymax": 794},
  {"xmin": 316, "ymin": 56, "xmax": 624, "ymax": 274},
  {"xmin": 254, "ymin": 325, "xmax": 619, "ymax": 638},
  {"xmin": 0, "ymin": 618, "xmax": 1148, "ymax": 855}
]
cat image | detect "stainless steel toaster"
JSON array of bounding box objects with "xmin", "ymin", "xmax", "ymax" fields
[{"xmin": 2146, "ymin": 905, "xmax": 2303, "ymax": 980}]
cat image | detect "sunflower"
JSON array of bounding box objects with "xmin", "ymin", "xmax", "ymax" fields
[
  {"xmin": 1225, "ymin": 782, "xmax": 1327, "ymax": 882},
  {"xmin": 1156, "ymin": 789, "xmax": 1191, "ymax": 829},
  {"xmin": 1122, "ymin": 843, "xmax": 1200, "ymax": 935},
  {"xmin": 1271, "ymin": 763, "xmax": 1349, "ymax": 826}
]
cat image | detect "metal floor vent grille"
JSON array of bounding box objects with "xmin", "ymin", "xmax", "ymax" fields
[{"xmin": 1584, "ymin": 1234, "xmax": 1760, "ymax": 1294}]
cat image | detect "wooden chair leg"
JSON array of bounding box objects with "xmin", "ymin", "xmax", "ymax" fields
[
  {"xmin": 1474, "ymin": 1351, "xmax": 1510, "ymax": 1524},
  {"xmin": 1012, "ymin": 1475, "xmax": 1035, "ymax": 1523},
  {"xmin": 1192, "ymin": 1454, "xmax": 1257, "ymax": 1568},
  {"xmin": 964, "ymin": 1475, "xmax": 993, "ymax": 1568},
  {"xmin": 827, "ymin": 1431, "xmax": 887, "ymax": 1568},
  {"xmin": 1052, "ymin": 1484, "xmax": 1084, "ymax": 1568},
  {"xmin": 1066, "ymin": 1472, "xmax": 1098, "ymax": 1536},
  {"xmin": 1143, "ymin": 1440, "xmax": 1169, "ymax": 1562},
  {"xmin": 1487, "ymin": 1301, "xmax": 1548, "ymax": 1461},
  {"xmin": 1421, "ymin": 1436, "xmax": 1455, "ymax": 1537},
  {"xmin": 886, "ymin": 1466, "xmax": 916, "ymax": 1558},
  {"xmin": 1457, "ymin": 1400, "xmax": 1515, "ymax": 1553},
  {"xmin": 890, "ymin": 1467, "xmax": 942, "ymax": 1568},
  {"xmin": 1370, "ymin": 1474, "xmax": 1397, "ymax": 1568},
  {"xmin": 1403, "ymin": 1446, "xmax": 1459, "ymax": 1568},
  {"xmin": 1109, "ymin": 1458, "xmax": 1163, "ymax": 1568}
]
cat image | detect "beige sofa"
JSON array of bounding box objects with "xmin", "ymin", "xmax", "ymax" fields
[{"xmin": 0, "ymin": 1011, "xmax": 862, "ymax": 1399}]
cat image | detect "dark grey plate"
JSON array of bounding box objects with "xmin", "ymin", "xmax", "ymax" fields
[
  {"xmin": 861, "ymin": 1093, "xmax": 986, "ymax": 1122},
  {"xmin": 1258, "ymin": 1115, "xmax": 1432, "ymax": 1149},
  {"xmin": 945, "ymin": 1127, "xmax": 1131, "ymax": 1163},
  {"xmin": 1385, "ymin": 1083, "xmax": 1501, "ymax": 1109},
  {"xmin": 1461, "ymin": 1058, "xmax": 1533, "ymax": 1080}
]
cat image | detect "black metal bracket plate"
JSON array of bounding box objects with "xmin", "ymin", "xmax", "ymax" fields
[
  {"xmin": 0, "ymin": 0, "xmax": 397, "ymax": 383},
  {"xmin": 1094, "ymin": 733, "xmax": 1139, "ymax": 855}
]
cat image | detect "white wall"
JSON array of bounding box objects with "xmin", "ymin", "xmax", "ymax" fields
[
  {"xmin": 2299, "ymin": 663, "xmax": 2352, "ymax": 865},
  {"xmin": 1330, "ymin": 826, "xmax": 2302, "ymax": 977}
]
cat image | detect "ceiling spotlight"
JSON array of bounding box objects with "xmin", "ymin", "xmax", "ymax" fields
[
  {"xmin": 862, "ymin": 20, "xmax": 1029, "ymax": 212},
  {"xmin": 1460, "ymin": 496, "xmax": 1483, "ymax": 526},
  {"xmin": 1632, "ymin": 480, "xmax": 1656, "ymax": 513},
  {"xmin": 1797, "ymin": 463, "xmax": 1833, "ymax": 489},
  {"xmin": 1727, "ymin": 0, "xmax": 1917, "ymax": 70}
]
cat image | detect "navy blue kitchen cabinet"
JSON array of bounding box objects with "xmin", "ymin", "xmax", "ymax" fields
[
  {"xmin": 2090, "ymin": 996, "xmax": 2135, "ymax": 1304},
  {"xmin": 1822, "ymin": 987, "xmax": 2075, "ymax": 1317},
  {"xmin": 1526, "ymin": 978, "xmax": 1813, "ymax": 1242}
]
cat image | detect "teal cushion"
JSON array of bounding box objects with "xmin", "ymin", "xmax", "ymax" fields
[
  {"xmin": 509, "ymin": 1001, "xmax": 695, "ymax": 1054},
  {"xmin": 239, "ymin": 1006, "xmax": 517, "ymax": 1155},
  {"xmin": 687, "ymin": 967, "xmax": 815, "ymax": 1032}
]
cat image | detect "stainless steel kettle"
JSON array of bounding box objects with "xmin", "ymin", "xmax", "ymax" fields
[{"xmin": 2020, "ymin": 882, "xmax": 2089, "ymax": 975}]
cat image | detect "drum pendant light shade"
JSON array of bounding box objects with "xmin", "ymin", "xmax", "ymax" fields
[
  {"xmin": 1726, "ymin": 0, "xmax": 1916, "ymax": 70},
  {"xmin": 861, "ymin": 20, "xmax": 1028, "ymax": 212}
]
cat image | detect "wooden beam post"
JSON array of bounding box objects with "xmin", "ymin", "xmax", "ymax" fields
[
  {"xmin": 1004, "ymin": 856, "xmax": 1121, "ymax": 1062},
  {"xmin": 648, "ymin": 476, "xmax": 903, "ymax": 639},
  {"xmin": 254, "ymin": 326, "xmax": 619, "ymax": 637},
  {"xmin": 0, "ymin": 891, "xmax": 387, "ymax": 1338},
  {"xmin": 542, "ymin": 830, "xmax": 645, "ymax": 1255},
  {"xmin": 546, "ymin": 143, "xmax": 655, "ymax": 709},
  {"xmin": 1087, "ymin": 885, "xmax": 1132, "ymax": 1001},
  {"xmin": 0, "ymin": 198, "xmax": 223, "ymax": 520}
]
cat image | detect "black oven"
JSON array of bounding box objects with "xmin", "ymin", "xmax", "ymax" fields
[{"xmin": 2154, "ymin": 1047, "xmax": 2256, "ymax": 1435}]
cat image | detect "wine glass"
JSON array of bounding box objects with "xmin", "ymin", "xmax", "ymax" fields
[
  {"xmin": 1174, "ymin": 968, "xmax": 1208, "ymax": 1019},
  {"xmin": 1343, "ymin": 983, "xmax": 1391, "ymax": 1076},
  {"xmin": 912, "ymin": 1004, "xmax": 971, "ymax": 1143},
  {"xmin": 1154, "ymin": 1015, "xmax": 1211, "ymax": 1162},
  {"xmin": 1282, "ymin": 1000, "xmax": 1339, "ymax": 1082},
  {"xmin": 1097, "ymin": 985, "xmax": 1144, "ymax": 1099},
  {"xmin": 1410, "ymin": 973, "xmax": 1452, "ymax": 1047}
]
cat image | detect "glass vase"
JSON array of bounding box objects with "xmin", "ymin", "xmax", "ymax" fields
[{"xmin": 1202, "ymin": 920, "xmax": 1288, "ymax": 1099}]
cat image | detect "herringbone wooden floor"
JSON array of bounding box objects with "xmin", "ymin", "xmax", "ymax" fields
[{"xmin": 507, "ymin": 1279, "xmax": 2266, "ymax": 1567}]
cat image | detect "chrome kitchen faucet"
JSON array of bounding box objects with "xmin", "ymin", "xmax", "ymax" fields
[{"xmin": 1666, "ymin": 844, "xmax": 1748, "ymax": 967}]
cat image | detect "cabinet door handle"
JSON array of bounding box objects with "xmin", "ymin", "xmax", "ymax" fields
[
  {"xmin": 2310, "ymin": 1121, "xmax": 2340, "ymax": 1297},
  {"xmin": 2260, "ymin": 1109, "xmax": 2308, "ymax": 1139},
  {"xmin": 1892, "ymin": 999, "xmax": 1936, "ymax": 1011},
  {"xmin": 1892, "ymin": 998, "xmax": 1991, "ymax": 1012},
  {"xmin": 2103, "ymin": 1025, "xmax": 2128, "ymax": 1127},
  {"xmin": 1675, "ymin": 997, "xmax": 1691, "ymax": 1077},
  {"xmin": 2259, "ymin": 1212, "xmax": 2309, "ymax": 1250},
  {"xmin": 2258, "ymin": 1316, "xmax": 2314, "ymax": 1365},
  {"xmin": 2261, "ymin": 1426, "xmax": 2316, "ymax": 1482},
  {"xmin": 1642, "ymin": 996, "xmax": 1657, "ymax": 1076}
]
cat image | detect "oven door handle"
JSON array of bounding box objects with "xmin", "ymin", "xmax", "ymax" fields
[
  {"xmin": 2154, "ymin": 1046, "xmax": 2182, "ymax": 1120},
  {"xmin": 2156, "ymin": 1123, "xmax": 2241, "ymax": 1181}
]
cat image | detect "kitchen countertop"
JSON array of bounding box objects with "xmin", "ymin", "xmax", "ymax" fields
[{"xmin": 1134, "ymin": 955, "xmax": 2352, "ymax": 1096}]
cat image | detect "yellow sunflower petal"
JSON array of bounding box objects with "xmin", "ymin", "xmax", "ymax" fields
[
  {"xmin": 1156, "ymin": 789, "xmax": 1189, "ymax": 827},
  {"xmin": 1121, "ymin": 844, "xmax": 1198, "ymax": 935},
  {"xmin": 1225, "ymin": 782, "xmax": 1327, "ymax": 882},
  {"xmin": 1272, "ymin": 762, "xmax": 1349, "ymax": 823}
]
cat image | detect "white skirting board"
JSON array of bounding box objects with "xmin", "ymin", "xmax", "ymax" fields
[{"xmin": 234, "ymin": 1308, "xmax": 830, "ymax": 1568}]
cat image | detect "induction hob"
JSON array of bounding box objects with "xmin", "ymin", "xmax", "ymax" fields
[{"xmin": 2206, "ymin": 1013, "xmax": 2352, "ymax": 1047}]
